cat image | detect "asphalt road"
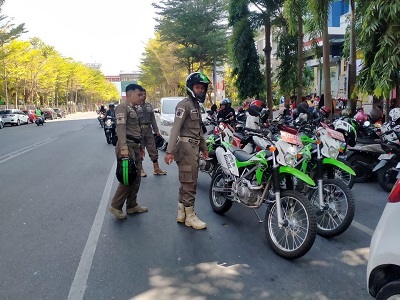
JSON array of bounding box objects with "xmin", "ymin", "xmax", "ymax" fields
[{"xmin": 0, "ymin": 112, "xmax": 388, "ymax": 300}]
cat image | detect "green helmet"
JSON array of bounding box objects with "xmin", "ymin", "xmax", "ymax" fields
[
  {"xmin": 116, "ymin": 157, "xmax": 137, "ymax": 186},
  {"xmin": 185, "ymin": 72, "xmax": 211, "ymax": 103}
]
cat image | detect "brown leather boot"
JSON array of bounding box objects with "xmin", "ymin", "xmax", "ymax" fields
[
  {"xmin": 140, "ymin": 167, "xmax": 147, "ymax": 177},
  {"xmin": 184, "ymin": 206, "xmax": 207, "ymax": 229},
  {"xmin": 153, "ymin": 162, "xmax": 167, "ymax": 175}
]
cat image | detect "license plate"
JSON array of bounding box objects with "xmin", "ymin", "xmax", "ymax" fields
[
  {"xmin": 379, "ymin": 154, "xmax": 394, "ymax": 160},
  {"xmin": 280, "ymin": 131, "xmax": 302, "ymax": 145},
  {"xmin": 326, "ymin": 128, "xmax": 345, "ymax": 142}
]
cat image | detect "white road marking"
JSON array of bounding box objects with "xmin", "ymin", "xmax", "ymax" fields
[
  {"xmin": 71, "ymin": 126, "xmax": 84, "ymax": 131},
  {"xmin": 67, "ymin": 161, "xmax": 116, "ymax": 300},
  {"xmin": 351, "ymin": 220, "xmax": 374, "ymax": 236},
  {"xmin": 0, "ymin": 138, "xmax": 57, "ymax": 164}
]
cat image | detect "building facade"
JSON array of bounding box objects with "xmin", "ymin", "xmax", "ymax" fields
[{"xmin": 104, "ymin": 71, "xmax": 141, "ymax": 101}]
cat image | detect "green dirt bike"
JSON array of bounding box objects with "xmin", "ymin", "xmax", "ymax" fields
[
  {"xmin": 209, "ymin": 129, "xmax": 317, "ymax": 260},
  {"xmin": 293, "ymin": 126, "xmax": 356, "ymax": 238}
]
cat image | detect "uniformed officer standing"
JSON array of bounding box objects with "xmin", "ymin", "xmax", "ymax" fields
[
  {"xmin": 108, "ymin": 84, "xmax": 148, "ymax": 220},
  {"xmin": 164, "ymin": 72, "xmax": 210, "ymax": 230},
  {"xmin": 136, "ymin": 89, "xmax": 167, "ymax": 177}
]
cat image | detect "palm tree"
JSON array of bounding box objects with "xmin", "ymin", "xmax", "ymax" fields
[
  {"xmin": 347, "ymin": 0, "xmax": 357, "ymax": 115},
  {"xmin": 307, "ymin": 0, "xmax": 333, "ymax": 119},
  {"xmin": 284, "ymin": 0, "xmax": 306, "ymax": 104}
]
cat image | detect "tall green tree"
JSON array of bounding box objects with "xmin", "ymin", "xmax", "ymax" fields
[
  {"xmin": 153, "ymin": 0, "xmax": 228, "ymax": 74},
  {"xmin": 139, "ymin": 33, "xmax": 187, "ymax": 104},
  {"xmin": 284, "ymin": 0, "xmax": 306, "ymax": 104},
  {"xmin": 228, "ymin": 0, "xmax": 264, "ymax": 100},
  {"xmin": 307, "ymin": 0, "xmax": 333, "ymax": 119},
  {"xmin": 249, "ymin": 0, "xmax": 284, "ymax": 117},
  {"xmin": 356, "ymin": 0, "xmax": 400, "ymax": 116},
  {"xmin": 0, "ymin": 0, "xmax": 26, "ymax": 107}
]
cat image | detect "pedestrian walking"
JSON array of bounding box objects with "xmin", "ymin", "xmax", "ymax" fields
[
  {"xmin": 136, "ymin": 89, "xmax": 167, "ymax": 177},
  {"xmin": 108, "ymin": 84, "xmax": 148, "ymax": 220},
  {"xmin": 164, "ymin": 72, "xmax": 210, "ymax": 230}
]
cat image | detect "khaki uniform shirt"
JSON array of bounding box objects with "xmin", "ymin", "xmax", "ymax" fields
[
  {"xmin": 115, "ymin": 102, "xmax": 142, "ymax": 151},
  {"xmin": 136, "ymin": 102, "xmax": 159, "ymax": 132},
  {"xmin": 166, "ymin": 97, "xmax": 207, "ymax": 153}
]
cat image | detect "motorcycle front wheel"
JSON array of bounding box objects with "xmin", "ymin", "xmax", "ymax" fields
[
  {"xmin": 209, "ymin": 170, "xmax": 232, "ymax": 214},
  {"xmin": 323, "ymin": 159, "xmax": 355, "ymax": 189},
  {"xmin": 105, "ymin": 131, "xmax": 111, "ymax": 144},
  {"xmin": 264, "ymin": 190, "xmax": 317, "ymax": 260},
  {"xmin": 309, "ymin": 178, "xmax": 355, "ymax": 238},
  {"xmin": 377, "ymin": 163, "xmax": 398, "ymax": 192}
]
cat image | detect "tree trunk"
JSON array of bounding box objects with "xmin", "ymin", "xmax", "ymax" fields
[
  {"xmin": 264, "ymin": 16, "xmax": 273, "ymax": 119},
  {"xmin": 296, "ymin": 11, "xmax": 303, "ymax": 105},
  {"xmin": 322, "ymin": 20, "xmax": 332, "ymax": 120},
  {"xmin": 199, "ymin": 58, "xmax": 204, "ymax": 73},
  {"xmin": 348, "ymin": 0, "xmax": 357, "ymax": 116}
]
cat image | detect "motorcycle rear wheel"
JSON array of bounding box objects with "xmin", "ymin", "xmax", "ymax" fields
[
  {"xmin": 309, "ymin": 178, "xmax": 355, "ymax": 238},
  {"xmin": 264, "ymin": 190, "xmax": 317, "ymax": 260},
  {"xmin": 347, "ymin": 154, "xmax": 373, "ymax": 183},
  {"xmin": 105, "ymin": 132, "xmax": 111, "ymax": 144},
  {"xmin": 209, "ymin": 170, "xmax": 232, "ymax": 214},
  {"xmin": 377, "ymin": 163, "xmax": 398, "ymax": 192}
]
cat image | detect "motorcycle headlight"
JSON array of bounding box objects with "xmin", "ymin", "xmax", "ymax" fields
[
  {"xmin": 328, "ymin": 146, "xmax": 339, "ymax": 159},
  {"xmin": 161, "ymin": 119, "xmax": 174, "ymax": 126},
  {"xmin": 105, "ymin": 120, "xmax": 112, "ymax": 126},
  {"xmin": 284, "ymin": 146, "xmax": 297, "ymax": 166}
]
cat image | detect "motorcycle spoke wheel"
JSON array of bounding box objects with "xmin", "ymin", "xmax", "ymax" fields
[
  {"xmin": 323, "ymin": 161, "xmax": 355, "ymax": 189},
  {"xmin": 265, "ymin": 190, "xmax": 316, "ymax": 260},
  {"xmin": 209, "ymin": 170, "xmax": 232, "ymax": 214},
  {"xmin": 310, "ymin": 179, "xmax": 355, "ymax": 238}
]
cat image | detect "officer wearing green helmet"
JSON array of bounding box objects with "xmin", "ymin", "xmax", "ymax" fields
[{"xmin": 164, "ymin": 72, "xmax": 210, "ymax": 229}]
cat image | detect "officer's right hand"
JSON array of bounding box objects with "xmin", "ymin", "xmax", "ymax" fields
[
  {"xmin": 120, "ymin": 149, "xmax": 129, "ymax": 157},
  {"xmin": 165, "ymin": 153, "xmax": 174, "ymax": 165}
]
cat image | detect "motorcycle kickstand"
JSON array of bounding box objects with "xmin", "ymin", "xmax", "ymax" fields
[{"xmin": 252, "ymin": 208, "xmax": 263, "ymax": 223}]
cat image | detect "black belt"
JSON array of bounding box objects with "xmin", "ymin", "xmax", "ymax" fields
[{"xmin": 126, "ymin": 134, "xmax": 141, "ymax": 144}]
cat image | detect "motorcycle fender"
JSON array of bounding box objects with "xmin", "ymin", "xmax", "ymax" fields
[
  {"xmin": 372, "ymin": 160, "xmax": 387, "ymax": 172},
  {"xmin": 279, "ymin": 166, "xmax": 315, "ymax": 186},
  {"xmin": 322, "ymin": 157, "xmax": 356, "ymax": 176},
  {"xmin": 215, "ymin": 147, "xmax": 239, "ymax": 176}
]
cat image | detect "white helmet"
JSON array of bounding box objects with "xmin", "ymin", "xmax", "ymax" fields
[{"xmin": 389, "ymin": 108, "xmax": 400, "ymax": 122}]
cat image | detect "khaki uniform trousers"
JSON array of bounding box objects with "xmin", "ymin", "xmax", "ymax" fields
[
  {"xmin": 175, "ymin": 141, "xmax": 199, "ymax": 207},
  {"xmin": 142, "ymin": 127, "xmax": 158, "ymax": 162},
  {"xmin": 111, "ymin": 141, "xmax": 142, "ymax": 210}
]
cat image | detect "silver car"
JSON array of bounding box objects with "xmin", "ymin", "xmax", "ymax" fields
[
  {"xmin": 154, "ymin": 97, "xmax": 210, "ymax": 150},
  {"xmin": 0, "ymin": 109, "xmax": 29, "ymax": 126},
  {"xmin": 0, "ymin": 116, "xmax": 4, "ymax": 129}
]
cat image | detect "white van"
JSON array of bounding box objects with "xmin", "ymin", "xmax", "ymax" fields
[{"xmin": 154, "ymin": 97, "xmax": 209, "ymax": 150}]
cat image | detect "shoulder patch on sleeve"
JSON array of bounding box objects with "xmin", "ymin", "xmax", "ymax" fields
[
  {"xmin": 116, "ymin": 113, "xmax": 126, "ymax": 125},
  {"xmin": 176, "ymin": 107, "xmax": 185, "ymax": 118}
]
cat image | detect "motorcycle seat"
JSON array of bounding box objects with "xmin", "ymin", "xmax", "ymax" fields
[
  {"xmin": 357, "ymin": 137, "xmax": 381, "ymax": 144},
  {"xmin": 228, "ymin": 145, "xmax": 255, "ymax": 162}
]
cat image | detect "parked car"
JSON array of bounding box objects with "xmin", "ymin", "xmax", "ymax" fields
[
  {"xmin": 0, "ymin": 109, "xmax": 29, "ymax": 126},
  {"xmin": 22, "ymin": 110, "xmax": 37, "ymax": 123},
  {"xmin": 0, "ymin": 116, "xmax": 3, "ymax": 129},
  {"xmin": 367, "ymin": 168, "xmax": 400, "ymax": 299},
  {"xmin": 154, "ymin": 97, "xmax": 209, "ymax": 150},
  {"xmin": 42, "ymin": 108, "xmax": 58, "ymax": 120},
  {"xmin": 53, "ymin": 108, "xmax": 66, "ymax": 118}
]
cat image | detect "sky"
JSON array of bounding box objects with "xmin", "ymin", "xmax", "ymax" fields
[{"xmin": 2, "ymin": 0, "xmax": 159, "ymax": 75}]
